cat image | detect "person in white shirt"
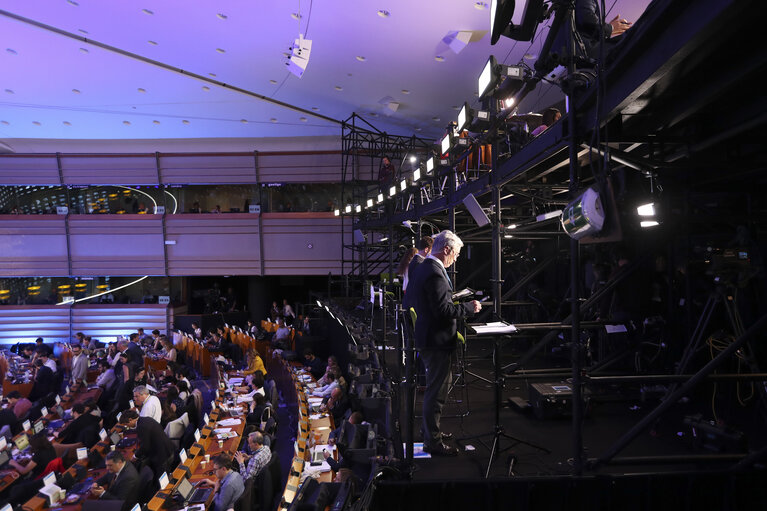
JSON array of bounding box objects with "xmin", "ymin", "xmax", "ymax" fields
[
  {"xmin": 95, "ymin": 359, "xmax": 116, "ymax": 389},
  {"xmin": 312, "ymin": 372, "xmax": 339, "ymax": 398},
  {"xmin": 133, "ymin": 386, "xmax": 162, "ymax": 424},
  {"xmin": 282, "ymin": 299, "xmax": 295, "ymax": 321},
  {"xmin": 39, "ymin": 351, "xmax": 57, "ymax": 373}
]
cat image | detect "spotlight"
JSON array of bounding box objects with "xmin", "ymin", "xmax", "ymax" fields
[
  {"xmin": 413, "ymin": 168, "xmax": 421, "ymax": 181},
  {"xmin": 409, "ymin": 155, "xmax": 417, "ymax": 163},
  {"xmin": 377, "ymin": 193, "xmax": 384, "ymax": 203},
  {"xmin": 355, "ymin": 204, "xmax": 361, "ymax": 213},
  {"xmin": 366, "ymin": 198, "xmax": 374, "ymax": 208},
  {"xmin": 400, "ymin": 179, "xmax": 408, "ymax": 191},
  {"xmin": 389, "ymin": 186, "xmax": 397, "ymax": 197},
  {"xmin": 640, "ymin": 220, "xmax": 660, "ymax": 228},
  {"xmin": 490, "ymin": 0, "xmax": 546, "ymax": 45},
  {"xmin": 561, "ymin": 188, "xmax": 605, "ymax": 240},
  {"xmin": 345, "ymin": 204, "xmax": 352, "ymax": 213},
  {"xmin": 637, "ymin": 203, "xmax": 655, "ymax": 216},
  {"xmin": 503, "ymin": 97, "xmax": 515, "ymax": 109},
  {"xmin": 426, "ymin": 157, "xmax": 435, "ymax": 174}
]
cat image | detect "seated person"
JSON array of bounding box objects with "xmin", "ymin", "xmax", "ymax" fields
[
  {"xmin": 312, "ymin": 372, "xmax": 338, "ymax": 398},
  {"xmin": 198, "ymin": 453, "xmax": 244, "ymax": 511},
  {"xmin": 161, "ymin": 339, "xmax": 177, "ymax": 363},
  {"xmin": 531, "ymin": 107, "xmax": 562, "ymax": 136},
  {"xmin": 55, "ymin": 402, "xmax": 101, "ymax": 445},
  {"xmin": 233, "ymin": 431, "xmax": 271, "ymax": 480},
  {"xmin": 8, "ymin": 432, "xmax": 56, "ymax": 479},
  {"xmin": 329, "ymin": 411, "xmax": 363, "ymax": 446},
  {"xmin": 89, "ymin": 450, "xmax": 139, "ymax": 510},
  {"xmin": 95, "ymin": 359, "xmax": 116, "ymax": 389},
  {"xmin": 236, "ymin": 372, "xmax": 266, "ymax": 399},
  {"xmin": 272, "ymin": 319, "xmax": 291, "ymax": 349},
  {"xmin": 303, "ymin": 349, "xmax": 325, "ymax": 379},
  {"xmin": 321, "ymin": 387, "xmax": 350, "ymax": 426},
  {"xmin": 246, "ymin": 393, "xmax": 272, "ymax": 426},
  {"xmin": 6, "ymin": 390, "xmax": 33, "ymax": 422}
]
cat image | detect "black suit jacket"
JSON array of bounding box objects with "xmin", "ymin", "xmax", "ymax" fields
[
  {"xmin": 408, "ymin": 257, "xmax": 473, "ymax": 351},
  {"xmin": 97, "ymin": 460, "xmax": 139, "ymax": 508},
  {"xmin": 402, "ymin": 254, "xmax": 425, "ymax": 311},
  {"xmin": 136, "ymin": 416, "xmax": 175, "ymax": 476},
  {"xmin": 57, "ymin": 412, "xmax": 100, "ymax": 445},
  {"xmin": 29, "ymin": 366, "xmax": 55, "ymax": 401}
]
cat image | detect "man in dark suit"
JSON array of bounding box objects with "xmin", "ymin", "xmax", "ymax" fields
[
  {"xmin": 408, "ymin": 230, "xmax": 481, "ymax": 456},
  {"xmin": 403, "ymin": 236, "xmax": 433, "ymax": 311},
  {"xmin": 135, "ymin": 415, "xmax": 176, "ymax": 477},
  {"xmin": 55, "ymin": 402, "xmax": 101, "ymax": 446},
  {"xmin": 28, "ymin": 359, "xmax": 55, "ymax": 402},
  {"xmin": 90, "ymin": 450, "xmax": 139, "ymax": 511}
]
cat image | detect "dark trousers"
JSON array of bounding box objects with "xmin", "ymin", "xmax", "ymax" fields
[{"xmin": 421, "ymin": 349, "xmax": 453, "ymax": 448}]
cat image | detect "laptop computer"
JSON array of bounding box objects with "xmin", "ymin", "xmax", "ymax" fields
[
  {"xmin": 176, "ymin": 477, "xmax": 213, "ymax": 504},
  {"xmin": 0, "ymin": 450, "xmax": 10, "ymax": 468},
  {"xmin": 310, "ymin": 449, "xmax": 325, "ymax": 465}
]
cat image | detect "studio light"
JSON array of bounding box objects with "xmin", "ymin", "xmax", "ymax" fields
[
  {"xmin": 561, "ymin": 188, "xmax": 605, "ymax": 240},
  {"xmin": 355, "ymin": 204, "xmax": 362, "ymax": 213},
  {"xmin": 377, "ymin": 193, "xmax": 384, "ymax": 203},
  {"xmin": 389, "ymin": 186, "xmax": 397, "ymax": 198},
  {"xmin": 413, "ymin": 168, "xmax": 421, "ymax": 181},
  {"xmin": 426, "ymin": 157, "xmax": 435, "ymax": 174},
  {"xmin": 490, "ymin": 0, "xmax": 546, "ymax": 45},
  {"xmin": 400, "ymin": 179, "xmax": 408, "ymax": 191},
  {"xmin": 345, "ymin": 204, "xmax": 352, "ymax": 213},
  {"xmin": 366, "ymin": 198, "xmax": 374, "ymax": 208},
  {"xmin": 637, "ymin": 203, "xmax": 655, "ymax": 216},
  {"xmin": 640, "ymin": 220, "xmax": 660, "ymax": 228},
  {"xmin": 409, "ymin": 155, "xmax": 417, "ymax": 163},
  {"xmin": 478, "ymin": 56, "xmax": 498, "ymax": 99},
  {"xmin": 457, "ymin": 102, "xmax": 490, "ymax": 131},
  {"xmin": 440, "ymin": 132, "xmax": 452, "ymax": 156}
]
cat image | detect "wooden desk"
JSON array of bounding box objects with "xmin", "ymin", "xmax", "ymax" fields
[
  {"xmin": 3, "ymin": 380, "xmax": 33, "ymax": 398},
  {"xmin": 0, "ymin": 469, "xmax": 20, "ymax": 493}
]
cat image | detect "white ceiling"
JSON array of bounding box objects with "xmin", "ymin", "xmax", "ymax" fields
[{"xmin": 0, "ymin": 0, "xmax": 651, "ymax": 144}]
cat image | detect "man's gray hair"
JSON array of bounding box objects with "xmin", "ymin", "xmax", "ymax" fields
[
  {"xmin": 133, "ymin": 385, "xmax": 150, "ymax": 396},
  {"xmin": 431, "ymin": 230, "xmax": 463, "ymax": 254},
  {"xmin": 249, "ymin": 431, "xmax": 264, "ymax": 445}
]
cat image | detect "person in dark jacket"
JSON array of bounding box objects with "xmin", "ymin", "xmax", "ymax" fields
[
  {"xmin": 55, "ymin": 402, "xmax": 101, "ymax": 446},
  {"xmin": 29, "ymin": 359, "xmax": 55, "ymax": 402},
  {"xmin": 90, "ymin": 450, "xmax": 140, "ymax": 511},
  {"xmin": 135, "ymin": 416, "xmax": 176, "ymax": 477}
]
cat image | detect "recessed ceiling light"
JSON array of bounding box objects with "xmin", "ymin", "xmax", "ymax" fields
[
  {"xmin": 67, "ymin": 0, "xmax": 79, "ymax": 5},
  {"xmin": 147, "ymin": 40, "xmax": 158, "ymax": 46},
  {"xmin": 377, "ymin": 9, "xmax": 390, "ymax": 17},
  {"xmin": 79, "ymin": 47, "xmax": 89, "ymax": 53},
  {"xmin": 291, "ymin": 12, "xmax": 302, "ymax": 20},
  {"xmin": 153, "ymin": 120, "xmax": 160, "ymax": 125},
  {"xmin": 432, "ymin": 117, "xmax": 440, "ymax": 121},
  {"xmin": 208, "ymin": 73, "xmax": 216, "ymax": 77},
  {"xmin": 240, "ymin": 119, "xmax": 248, "ymax": 124},
  {"xmin": 4, "ymin": 89, "xmax": 13, "ymax": 94},
  {"xmin": 415, "ymin": 127, "xmax": 422, "ymax": 131},
  {"xmin": 137, "ymin": 88, "xmax": 146, "ymax": 93},
  {"xmin": 299, "ymin": 117, "xmax": 307, "ymax": 122},
  {"xmin": 142, "ymin": 8, "xmax": 154, "ymax": 15},
  {"xmin": 202, "ymin": 86, "xmax": 211, "ymax": 92},
  {"xmin": 401, "ymin": 89, "xmax": 410, "ymax": 94},
  {"xmin": 32, "ymin": 121, "xmax": 41, "ymax": 126},
  {"xmin": 355, "ymin": 56, "xmax": 366, "ymax": 62},
  {"xmin": 334, "ymin": 86, "xmax": 343, "ymax": 91},
  {"xmin": 123, "ymin": 121, "xmax": 131, "ymax": 126},
  {"xmin": 6, "ymin": 49, "xmax": 17, "ymax": 55},
  {"xmin": 474, "ymin": 2, "xmax": 488, "ymax": 9},
  {"xmin": 72, "ymin": 89, "xmax": 81, "ymax": 94},
  {"xmin": 311, "ymin": 107, "xmax": 319, "ymax": 111},
  {"xmin": 0, "ymin": 121, "xmax": 9, "ymax": 126},
  {"xmin": 434, "ymin": 55, "xmax": 445, "ymax": 62},
  {"xmin": 269, "ymin": 79, "xmax": 277, "ymax": 84},
  {"xmin": 63, "ymin": 121, "xmax": 72, "ymax": 126},
  {"xmin": 270, "ymin": 118, "xmax": 277, "ymax": 123},
  {"xmin": 216, "ymin": 48, "xmax": 226, "ymax": 53},
  {"xmin": 78, "ymin": 28, "xmax": 88, "ymax": 34},
  {"xmin": 182, "ymin": 120, "xmax": 190, "ymax": 125},
  {"xmin": 216, "ymin": 13, "xmax": 228, "ymax": 20}
]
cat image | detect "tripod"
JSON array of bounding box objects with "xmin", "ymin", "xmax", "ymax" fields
[{"xmin": 459, "ymin": 328, "xmax": 550, "ymax": 478}]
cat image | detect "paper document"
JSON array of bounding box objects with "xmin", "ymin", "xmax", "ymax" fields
[
  {"xmin": 470, "ymin": 321, "xmax": 518, "ymax": 335},
  {"xmin": 216, "ymin": 418, "xmax": 241, "ymax": 427}
]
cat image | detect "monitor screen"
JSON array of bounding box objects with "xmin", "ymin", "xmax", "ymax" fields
[{"xmin": 33, "ymin": 421, "xmax": 44, "ymax": 434}]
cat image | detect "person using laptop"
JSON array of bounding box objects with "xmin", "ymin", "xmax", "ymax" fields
[
  {"xmin": 90, "ymin": 450, "xmax": 139, "ymax": 511},
  {"xmin": 198, "ymin": 453, "xmax": 244, "ymax": 511},
  {"xmin": 234, "ymin": 431, "xmax": 271, "ymax": 480}
]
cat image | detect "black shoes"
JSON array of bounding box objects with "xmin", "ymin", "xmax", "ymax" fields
[{"xmin": 423, "ymin": 442, "xmax": 458, "ymax": 456}]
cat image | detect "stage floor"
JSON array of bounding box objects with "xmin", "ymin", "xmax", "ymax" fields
[{"xmin": 380, "ymin": 333, "xmax": 767, "ymax": 480}]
